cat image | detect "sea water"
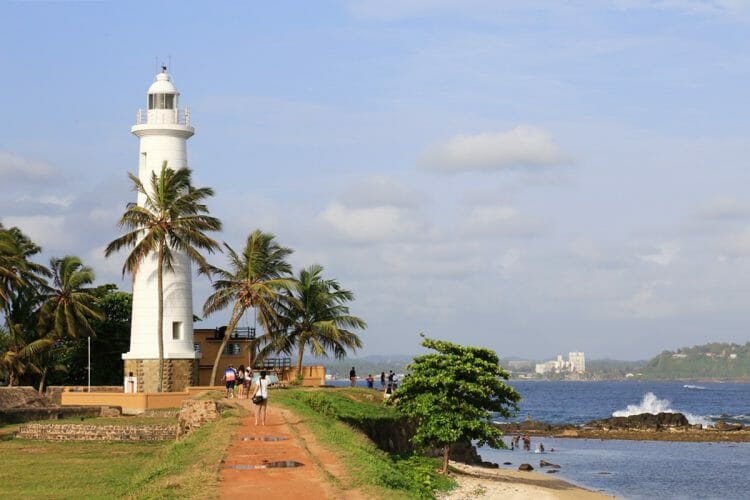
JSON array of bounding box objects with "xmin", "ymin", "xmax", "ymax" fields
[{"xmin": 479, "ymin": 380, "xmax": 750, "ymax": 499}]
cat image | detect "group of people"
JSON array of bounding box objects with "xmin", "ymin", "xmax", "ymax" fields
[
  {"xmin": 348, "ymin": 367, "xmax": 399, "ymax": 398},
  {"xmin": 509, "ymin": 434, "xmax": 547, "ymax": 453},
  {"xmin": 221, "ymin": 364, "xmax": 270, "ymax": 426}
]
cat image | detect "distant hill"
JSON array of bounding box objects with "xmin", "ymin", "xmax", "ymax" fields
[{"xmin": 640, "ymin": 342, "xmax": 750, "ymax": 379}]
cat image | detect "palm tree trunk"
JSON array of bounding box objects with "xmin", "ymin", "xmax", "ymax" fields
[
  {"xmin": 38, "ymin": 366, "xmax": 48, "ymax": 394},
  {"xmin": 296, "ymin": 338, "xmax": 305, "ymax": 374},
  {"xmin": 442, "ymin": 445, "xmax": 450, "ymax": 474},
  {"xmin": 157, "ymin": 243, "xmax": 164, "ymax": 393},
  {"xmin": 209, "ymin": 312, "xmax": 242, "ymax": 386}
]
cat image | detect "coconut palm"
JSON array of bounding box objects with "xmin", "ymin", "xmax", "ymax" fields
[
  {"xmin": 260, "ymin": 264, "xmax": 366, "ymax": 373},
  {"xmin": 38, "ymin": 256, "xmax": 103, "ymax": 340},
  {"xmin": 105, "ymin": 162, "xmax": 222, "ymax": 391},
  {"xmin": 203, "ymin": 230, "xmax": 294, "ymax": 386},
  {"xmin": 0, "ymin": 224, "xmax": 49, "ymax": 311}
]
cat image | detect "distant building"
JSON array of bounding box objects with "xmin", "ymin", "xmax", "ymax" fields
[
  {"xmin": 569, "ymin": 352, "xmax": 586, "ymax": 373},
  {"xmin": 507, "ymin": 360, "xmax": 532, "ymax": 371},
  {"xmin": 535, "ymin": 352, "xmax": 586, "ymax": 375}
]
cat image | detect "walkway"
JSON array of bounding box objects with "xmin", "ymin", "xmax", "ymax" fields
[{"xmin": 219, "ymin": 398, "xmax": 365, "ymax": 499}]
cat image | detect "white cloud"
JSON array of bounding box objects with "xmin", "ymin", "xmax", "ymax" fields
[
  {"xmin": 0, "ymin": 151, "xmax": 59, "ymax": 186},
  {"xmin": 614, "ymin": 280, "xmax": 675, "ymax": 318},
  {"xmin": 462, "ymin": 204, "xmax": 545, "ymax": 238},
  {"xmin": 319, "ymin": 203, "xmax": 424, "ymax": 242},
  {"xmin": 638, "ymin": 242, "xmax": 680, "ymax": 266},
  {"xmin": 419, "ymin": 126, "xmax": 570, "ymax": 173},
  {"xmin": 2, "ymin": 215, "xmax": 72, "ymax": 250},
  {"xmin": 718, "ymin": 227, "xmax": 750, "ymax": 257},
  {"xmin": 340, "ymin": 176, "xmax": 423, "ymax": 209},
  {"xmin": 695, "ymin": 197, "xmax": 750, "ymax": 221}
]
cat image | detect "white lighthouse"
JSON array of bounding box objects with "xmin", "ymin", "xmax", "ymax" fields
[{"xmin": 123, "ymin": 67, "xmax": 198, "ymax": 392}]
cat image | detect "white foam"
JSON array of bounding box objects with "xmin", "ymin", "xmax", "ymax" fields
[{"xmin": 612, "ymin": 392, "xmax": 710, "ymax": 427}]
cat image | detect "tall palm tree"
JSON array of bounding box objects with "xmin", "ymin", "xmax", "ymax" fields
[
  {"xmin": 105, "ymin": 162, "xmax": 222, "ymax": 391},
  {"xmin": 203, "ymin": 230, "xmax": 294, "ymax": 386},
  {"xmin": 0, "ymin": 225, "xmax": 51, "ymax": 386},
  {"xmin": 260, "ymin": 264, "xmax": 366, "ymax": 373},
  {"xmin": 39, "ymin": 256, "xmax": 102, "ymax": 339}
]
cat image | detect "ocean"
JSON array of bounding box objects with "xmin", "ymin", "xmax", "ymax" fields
[
  {"xmin": 480, "ymin": 380, "xmax": 750, "ymax": 499},
  {"xmin": 331, "ymin": 379, "xmax": 750, "ymax": 498}
]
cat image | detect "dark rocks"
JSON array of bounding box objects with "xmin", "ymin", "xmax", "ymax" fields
[
  {"xmin": 518, "ymin": 463, "xmax": 534, "ymax": 471},
  {"xmin": 713, "ymin": 421, "xmax": 744, "ymax": 431},
  {"xmin": 587, "ymin": 412, "xmax": 690, "ymax": 431},
  {"xmin": 547, "ymin": 469, "xmax": 559, "ymax": 474},
  {"xmin": 539, "ymin": 460, "xmax": 560, "ymax": 468},
  {"xmin": 503, "ymin": 461, "xmax": 512, "ymax": 465}
]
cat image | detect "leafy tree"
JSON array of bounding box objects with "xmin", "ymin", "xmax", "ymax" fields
[
  {"xmin": 390, "ymin": 335, "xmax": 521, "ymax": 473},
  {"xmin": 53, "ymin": 285, "xmax": 133, "ymax": 386},
  {"xmin": 260, "ymin": 264, "xmax": 366, "ymax": 373},
  {"xmin": 0, "ymin": 225, "xmax": 51, "ymax": 386},
  {"xmin": 105, "ymin": 162, "xmax": 222, "ymax": 391},
  {"xmin": 202, "ymin": 230, "xmax": 294, "ymax": 385}
]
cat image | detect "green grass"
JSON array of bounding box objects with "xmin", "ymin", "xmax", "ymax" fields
[
  {"xmin": 0, "ymin": 405, "xmax": 245, "ymax": 499},
  {"xmin": 274, "ymin": 387, "xmax": 455, "ymax": 499}
]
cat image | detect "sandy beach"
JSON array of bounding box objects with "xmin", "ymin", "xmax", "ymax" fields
[{"xmin": 438, "ymin": 461, "xmax": 614, "ymax": 500}]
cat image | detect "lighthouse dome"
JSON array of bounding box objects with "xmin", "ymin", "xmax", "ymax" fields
[{"xmin": 148, "ymin": 70, "xmax": 178, "ymax": 95}]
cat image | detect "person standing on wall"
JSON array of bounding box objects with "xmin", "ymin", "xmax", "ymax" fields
[{"xmin": 251, "ymin": 370, "xmax": 270, "ymax": 425}]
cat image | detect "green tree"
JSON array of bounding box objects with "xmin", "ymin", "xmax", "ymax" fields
[
  {"xmin": 0, "ymin": 225, "xmax": 51, "ymax": 386},
  {"xmin": 105, "ymin": 162, "xmax": 222, "ymax": 391},
  {"xmin": 53, "ymin": 285, "xmax": 133, "ymax": 386},
  {"xmin": 202, "ymin": 230, "xmax": 294, "ymax": 385},
  {"xmin": 260, "ymin": 264, "xmax": 366, "ymax": 373},
  {"xmin": 390, "ymin": 335, "xmax": 521, "ymax": 473}
]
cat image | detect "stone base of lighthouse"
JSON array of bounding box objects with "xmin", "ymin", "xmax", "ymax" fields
[{"xmin": 124, "ymin": 359, "xmax": 198, "ymax": 393}]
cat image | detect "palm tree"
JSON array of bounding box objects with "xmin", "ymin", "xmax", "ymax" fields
[
  {"xmin": 202, "ymin": 230, "xmax": 294, "ymax": 386},
  {"xmin": 260, "ymin": 264, "xmax": 366, "ymax": 374},
  {"xmin": 0, "ymin": 225, "xmax": 51, "ymax": 386},
  {"xmin": 35, "ymin": 256, "xmax": 103, "ymax": 392},
  {"xmin": 105, "ymin": 162, "xmax": 222, "ymax": 391}
]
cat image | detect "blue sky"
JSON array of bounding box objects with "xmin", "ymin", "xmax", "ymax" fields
[{"xmin": 3, "ymin": 1, "xmax": 750, "ymax": 360}]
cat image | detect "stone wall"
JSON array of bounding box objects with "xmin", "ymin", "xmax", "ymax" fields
[
  {"xmin": 17, "ymin": 423, "xmax": 176, "ymax": 442},
  {"xmin": 176, "ymin": 399, "xmax": 220, "ymax": 439},
  {"xmin": 124, "ymin": 358, "xmax": 198, "ymax": 393}
]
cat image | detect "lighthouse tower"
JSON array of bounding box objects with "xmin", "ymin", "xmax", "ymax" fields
[{"xmin": 123, "ymin": 67, "xmax": 198, "ymax": 392}]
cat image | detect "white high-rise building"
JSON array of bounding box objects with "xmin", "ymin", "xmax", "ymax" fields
[
  {"xmin": 568, "ymin": 351, "xmax": 586, "ymax": 373},
  {"xmin": 122, "ymin": 68, "xmax": 199, "ymax": 392}
]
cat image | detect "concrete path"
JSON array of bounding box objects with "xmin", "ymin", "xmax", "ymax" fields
[{"xmin": 219, "ymin": 398, "xmax": 365, "ymax": 499}]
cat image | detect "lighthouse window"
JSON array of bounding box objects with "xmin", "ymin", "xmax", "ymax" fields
[
  {"xmin": 148, "ymin": 93, "xmax": 174, "ymax": 110},
  {"xmin": 172, "ymin": 321, "xmax": 182, "ymax": 340}
]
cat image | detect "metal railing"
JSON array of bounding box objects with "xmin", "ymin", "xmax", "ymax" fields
[{"xmin": 135, "ymin": 106, "xmax": 191, "ymax": 126}]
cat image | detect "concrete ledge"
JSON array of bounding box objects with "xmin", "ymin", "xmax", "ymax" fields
[{"xmin": 62, "ymin": 391, "xmax": 191, "ymax": 415}]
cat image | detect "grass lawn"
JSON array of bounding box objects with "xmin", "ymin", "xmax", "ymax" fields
[
  {"xmin": 274, "ymin": 387, "xmax": 455, "ymax": 499},
  {"xmin": 0, "ymin": 404, "xmax": 245, "ymax": 500}
]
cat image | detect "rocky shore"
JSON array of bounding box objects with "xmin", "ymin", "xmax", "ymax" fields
[{"xmin": 497, "ymin": 411, "xmax": 750, "ymax": 442}]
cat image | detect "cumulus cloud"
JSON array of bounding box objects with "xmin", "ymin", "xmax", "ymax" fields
[
  {"xmin": 695, "ymin": 197, "xmax": 750, "ymax": 221},
  {"xmin": 419, "ymin": 126, "xmax": 570, "ymax": 173},
  {"xmin": 462, "ymin": 204, "xmax": 545, "ymax": 238},
  {"xmin": 319, "ymin": 203, "xmax": 424, "ymax": 242},
  {"xmin": 340, "ymin": 176, "xmax": 423, "ymax": 209},
  {"xmin": 638, "ymin": 242, "xmax": 680, "ymax": 266},
  {"xmin": 2, "ymin": 215, "xmax": 73, "ymax": 250},
  {"xmin": 0, "ymin": 151, "xmax": 60, "ymax": 186}
]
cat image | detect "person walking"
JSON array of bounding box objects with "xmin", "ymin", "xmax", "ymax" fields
[
  {"xmin": 243, "ymin": 366, "xmax": 253, "ymax": 399},
  {"xmin": 221, "ymin": 364, "xmax": 237, "ymax": 398},
  {"xmin": 236, "ymin": 364, "xmax": 246, "ymax": 398},
  {"xmin": 349, "ymin": 366, "xmax": 357, "ymax": 387},
  {"xmin": 251, "ymin": 370, "xmax": 270, "ymax": 425}
]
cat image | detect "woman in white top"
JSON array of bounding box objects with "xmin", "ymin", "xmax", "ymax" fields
[{"xmin": 251, "ymin": 370, "xmax": 270, "ymax": 425}]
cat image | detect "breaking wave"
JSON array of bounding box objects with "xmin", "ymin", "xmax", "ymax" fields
[
  {"xmin": 612, "ymin": 392, "xmax": 711, "ymax": 427},
  {"xmin": 683, "ymin": 384, "xmax": 706, "ymax": 390}
]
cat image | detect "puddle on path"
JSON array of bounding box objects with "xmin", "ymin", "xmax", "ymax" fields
[
  {"xmin": 228, "ymin": 460, "xmax": 304, "ymax": 470},
  {"xmin": 240, "ymin": 435, "xmax": 289, "ymax": 442}
]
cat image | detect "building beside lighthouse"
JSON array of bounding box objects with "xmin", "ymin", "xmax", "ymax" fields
[{"xmin": 122, "ymin": 67, "xmax": 199, "ymax": 392}]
